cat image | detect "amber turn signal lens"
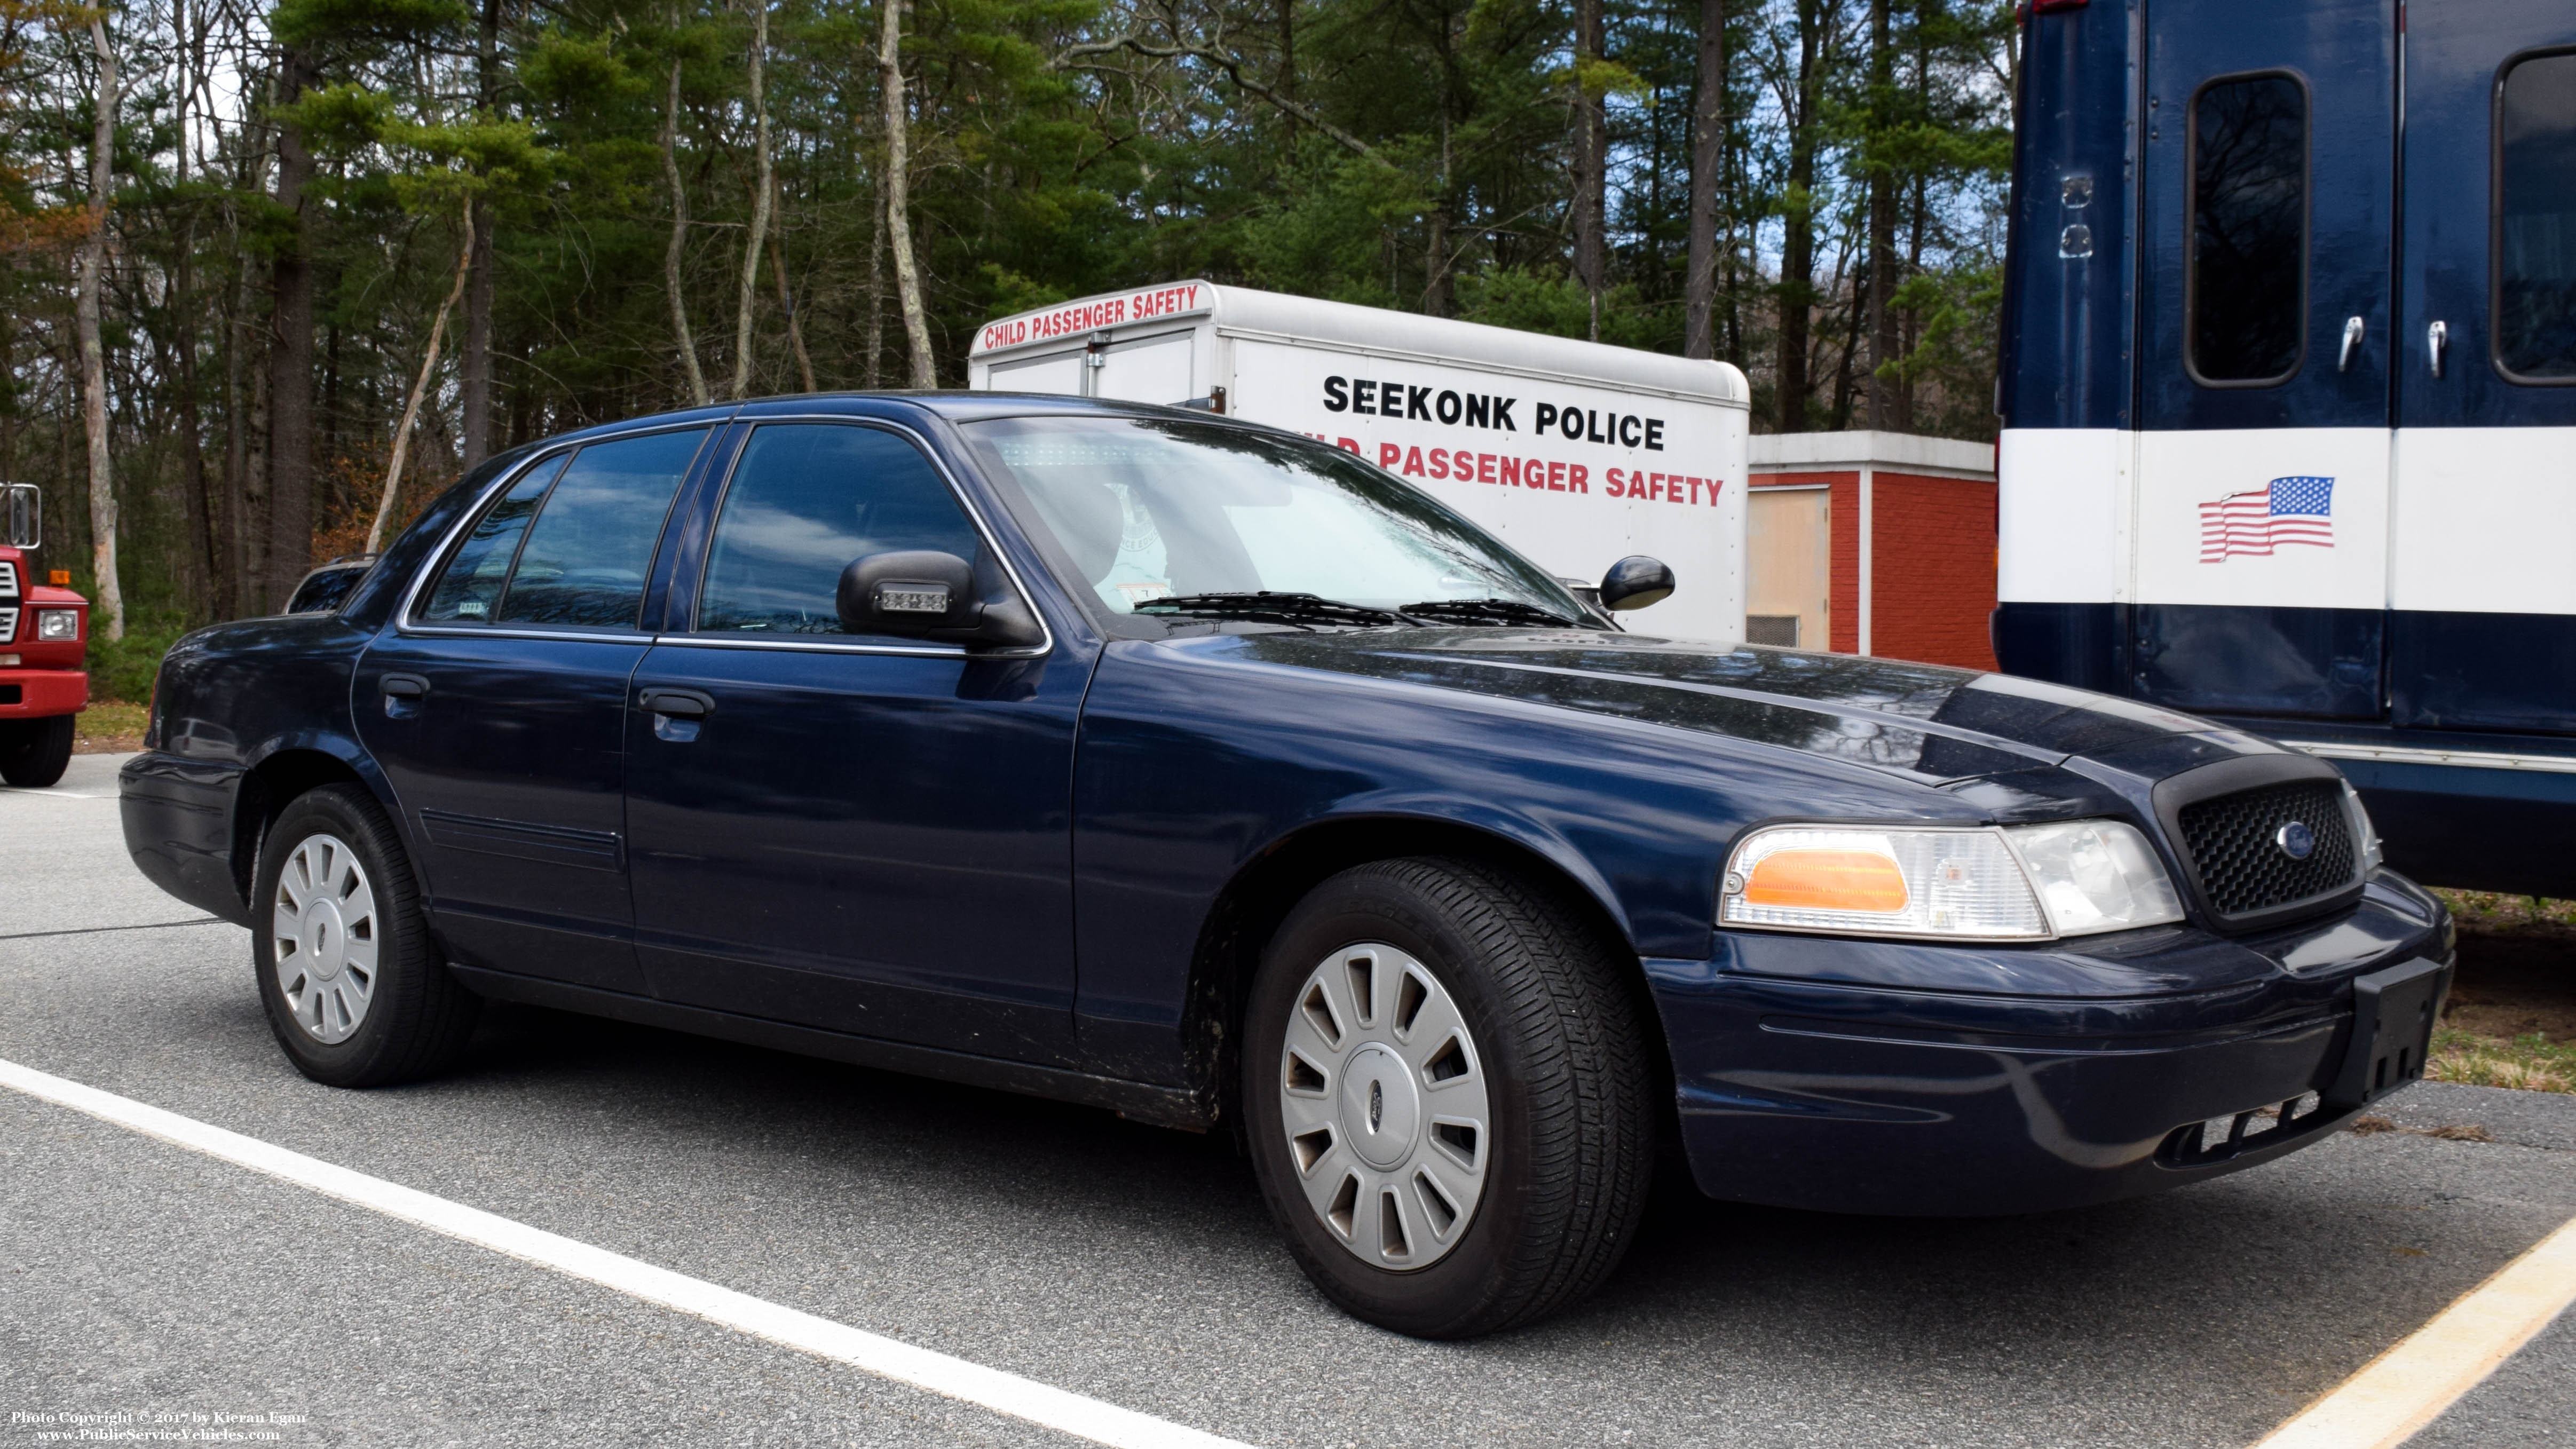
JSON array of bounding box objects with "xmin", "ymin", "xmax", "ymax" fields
[{"xmin": 1741, "ymin": 849, "xmax": 1911, "ymax": 913}]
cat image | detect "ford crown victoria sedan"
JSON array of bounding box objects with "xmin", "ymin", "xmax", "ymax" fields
[{"xmin": 120, "ymin": 394, "xmax": 2452, "ymax": 1337}]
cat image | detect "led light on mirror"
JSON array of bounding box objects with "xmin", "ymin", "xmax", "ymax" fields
[
  {"xmin": 1720, "ymin": 827, "xmax": 2049, "ymax": 940},
  {"xmin": 2000, "ymin": 819, "xmax": 2184, "ymax": 936}
]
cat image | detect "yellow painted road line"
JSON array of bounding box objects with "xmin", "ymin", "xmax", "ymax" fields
[
  {"xmin": 0, "ymin": 1056, "xmax": 1256, "ymax": 1449},
  {"xmin": 2253, "ymin": 1211, "xmax": 2576, "ymax": 1449}
]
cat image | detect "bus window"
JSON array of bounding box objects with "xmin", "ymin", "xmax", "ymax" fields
[
  {"xmin": 2188, "ymin": 74, "xmax": 2308, "ymax": 385},
  {"xmin": 2496, "ymin": 51, "xmax": 2576, "ymax": 382}
]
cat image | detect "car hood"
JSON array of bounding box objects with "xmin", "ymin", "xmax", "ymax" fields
[{"xmin": 1187, "ymin": 627, "xmax": 2282, "ymax": 787}]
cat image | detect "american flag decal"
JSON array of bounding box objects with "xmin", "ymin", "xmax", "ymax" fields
[{"xmin": 2200, "ymin": 476, "xmax": 2334, "ymax": 561}]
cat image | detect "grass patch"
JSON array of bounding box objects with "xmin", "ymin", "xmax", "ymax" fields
[
  {"xmin": 2432, "ymin": 888, "xmax": 2576, "ymax": 934},
  {"xmin": 2429, "ymin": 1026, "xmax": 2576, "ymax": 1094},
  {"xmin": 74, "ymin": 699, "xmax": 149, "ymax": 753}
]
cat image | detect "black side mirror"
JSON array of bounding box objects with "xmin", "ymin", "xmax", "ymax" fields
[
  {"xmin": 1598, "ymin": 555, "xmax": 1676, "ymax": 611},
  {"xmin": 835, "ymin": 550, "xmax": 1045, "ymax": 649}
]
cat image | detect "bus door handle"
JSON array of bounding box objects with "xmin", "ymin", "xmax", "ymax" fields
[
  {"xmin": 2427, "ymin": 320, "xmax": 2448, "ymax": 378},
  {"xmin": 2338, "ymin": 316, "xmax": 2365, "ymax": 373}
]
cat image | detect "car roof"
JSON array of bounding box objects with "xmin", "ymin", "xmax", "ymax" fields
[{"xmin": 510, "ymin": 392, "xmax": 1271, "ymax": 455}]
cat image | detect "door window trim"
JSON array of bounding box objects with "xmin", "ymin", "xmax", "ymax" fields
[
  {"xmin": 397, "ymin": 420, "xmax": 720, "ymax": 643},
  {"xmin": 2491, "ymin": 45, "xmax": 2576, "ymax": 387},
  {"xmin": 2182, "ymin": 67, "xmax": 2314, "ymax": 391},
  {"xmin": 662, "ymin": 414, "xmax": 1055, "ymax": 661}
]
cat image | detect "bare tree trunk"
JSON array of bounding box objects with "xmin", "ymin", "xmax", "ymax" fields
[
  {"xmin": 1683, "ymin": 0, "xmax": 1724, "ymax": 359},
  {"xmin": 264, "ymin": 45, "xmax": 320, "ymax": 609},
  {"xmin": 881, "ymin": 0, "xmax": 936, "ymax": 388},
  {"xmin": 1571, "ymin": 0, "xmax": 1606, "ymax": 341},
  {"xmin": 77, "ymin": 16, "xmax": 123, "ymax": 640},
  {"xmin": 731, "ymin": 0, "xmax": 773, "ymax": 399},
  {"xmin": 369, "ymin": 202, "xmax": 475, "ymax": 555},
  {"xmin": 770, "ymin": 175, "xmax": 818, "ymax": 392},
  {"xmin": 863, "ymin": 180, "xmax": 886, "ymax": 388},
  {"xmin": 1866, "ymin": 0, "xmax": 1895, "ymax": 430},
  {"xmin": 1274, "ymin": 0, "xmax": 1294, "ymax": 98},
  {"xmin": 663, "ymin": 30, "xmax": 710, "ymax": 407},
  {"xmin": 461, "ymin": 0, "xmax": 500, "ymax": 468},
  {"xmin": 1424, "ymin": 115, "xmax": 1452, "ymax": 316},
  {"xmin": 1775, "ymin": 0, "xmax": 1826, "ymax": 433}
]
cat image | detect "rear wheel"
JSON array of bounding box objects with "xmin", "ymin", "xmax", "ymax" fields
[
  {"xmin": 1243, "ymin": 857, "xmax": 1655, "ymax": 1337},
  {"xmin": 254, "ymin": 785, "xmax": 478, "ymax": 1086},
  {"xmin": 0, "ymin": 715, "xmax": 74, "ymax": 787}
]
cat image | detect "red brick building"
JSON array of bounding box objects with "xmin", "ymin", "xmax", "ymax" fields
[{"xmin": 1746, "ymin": 432, "xmax": 2000, "ymax": 671}]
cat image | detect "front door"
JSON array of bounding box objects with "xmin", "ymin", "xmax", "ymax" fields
[
  {"xmin": 358, "ymin": 425, "xmax": 713, "ymax": 994},
  {"xmin": 2131, "ymin": 0, "xmax": 2395, "ymax": 718},
  {"xmin": 2390, "ymin": 1, "xmax": 2576, "ymax": 735},
  {"xmin": 623, "ymin": 419, "xmax": 1087, "ymax": 1064}
]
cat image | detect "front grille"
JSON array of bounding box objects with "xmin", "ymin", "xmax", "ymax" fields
[
  {"xmin": 0, "ymin": 605, "xmax": 16, "ymax": 642},
  {"xmin": 2178, "ymin": 779, "xmax": 2357, "ymax": 917},
  {"xmin": 0, "ymin": 560, "xmax": 18, "ymax": 599}
]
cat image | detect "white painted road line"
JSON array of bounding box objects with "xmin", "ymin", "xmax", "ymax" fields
[
  {"xmin": 2252, "ymin": 1210, "xmax": 2576, "ymax": 1449},
  {"xmin": 0, "ymin": 1056, "xmax": 1258, "ymax": 1449}
]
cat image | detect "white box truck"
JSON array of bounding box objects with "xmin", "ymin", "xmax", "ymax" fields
[{"xmin": 966, "ymin": 281, "xmax": 1752, "ymax": 643}]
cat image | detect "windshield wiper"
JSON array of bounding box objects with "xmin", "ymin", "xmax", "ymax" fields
[
  {"xmin": 1135, "ymin": 591, "xmax": 1417, "ymax": 629},
  {"xmin": 1395, "ymin": 597, "xmax": 1584, "ymax": 628}
]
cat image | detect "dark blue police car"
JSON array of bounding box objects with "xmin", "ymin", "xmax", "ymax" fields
[{"xmin": 120, "ymin": 394, "xmax": 2453, "ymax": 1337}]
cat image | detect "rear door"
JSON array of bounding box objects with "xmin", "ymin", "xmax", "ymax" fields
[
  {"xmin": 359, "ymin": 426, "xmax": 713, "ymax": 994},
  {"xmin": 2131, "ymin": 0, "xmax": 2396, "ymax": 718},
  {"xmin": 2390, "ymin": 1, "xmax": 2576, "ymax": 734}
]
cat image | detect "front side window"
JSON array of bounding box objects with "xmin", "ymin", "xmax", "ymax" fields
[
  {"xmin": 493, "ymin": 429, "xmax": 707, "ymax": 628},
  {"xmin": 2189, "ymin": 73, "xmax": 2308, "ymax": 385},
  {"xmin": 2498, "ymin": 51, "xmax": 2576, "ymax": 381},
  {"xmin": 697, "ymin": 423, "xmax": 986, "ymax": 636},
  {"xmin": 961, "ymin": 415, "xmax": 1584, "ymax": 624}
]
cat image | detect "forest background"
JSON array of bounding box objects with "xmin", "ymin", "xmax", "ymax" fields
[{"xmin": 0, "ymin": 0, "xmax": 2018, "ymax": 694}]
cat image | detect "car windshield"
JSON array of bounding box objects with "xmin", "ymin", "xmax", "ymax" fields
[{"xmin": 960, "ymin": 414, "xmax": 1587, "ymax": 625}]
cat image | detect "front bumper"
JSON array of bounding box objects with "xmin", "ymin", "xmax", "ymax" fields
[
  {"xmin": 0, "ymin": 668, "xmax": 85, "ymax": 717},
  {"xmin": 1649, "ymin": 876, "xmax": 2451, "ymax": 1216}
]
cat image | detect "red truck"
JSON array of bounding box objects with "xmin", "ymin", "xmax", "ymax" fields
[{"xmin": 1, "ymin": 485, "xmax": 90, "ymax": 788}]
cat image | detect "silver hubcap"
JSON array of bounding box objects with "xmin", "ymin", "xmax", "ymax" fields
[
  {"xmin": 271, "ymin": 833, "xmax": 380, "ymax": 1044},
  {"xmin": 1278, "ymin": 944, "xmax": 1490, "ymax": 1271}
]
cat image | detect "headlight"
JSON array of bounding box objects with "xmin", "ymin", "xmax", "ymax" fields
[
  {"xmin": 2002, "ymin": 819, "xmax": 2186, "ymax": 935},
  {"xmin": 35, "ymin": 608, "xmax": 78, "ymax": 642},
  {"xmin": 1721, "ymin": 819, "xmax": 2184, "ymax": 941},
  {"xmin": 2341, "ymin": 780, "xmax": 2384, "ymax": 873}
]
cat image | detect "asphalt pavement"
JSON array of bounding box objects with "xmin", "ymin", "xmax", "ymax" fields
[{"xmin": 4, "ymin": 754, "xmax": 2572, "ymax": 1447}]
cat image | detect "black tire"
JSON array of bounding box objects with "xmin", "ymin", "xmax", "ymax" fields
[
  {"xmin": 0, "ymin": 715, "xmax": 74, "ymax": 787},
  {"xmin": 1242, "ymin": 856, "xmax": 1656, "ymax": 1337},
  {"xmin": 253, "ymin": 784, "xmax": 478, "ymax": 1087}
]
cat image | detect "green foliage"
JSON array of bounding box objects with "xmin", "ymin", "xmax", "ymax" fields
[
  {"xmin": 271, "ymin": 0, "xmax": 469, "ymax": 49},
  {"xmin": 4, "ymin": 0, "xmax": 2023, "ymax": 678},
  {"xmin": 86, "ymin": 616, "xmax": 194, "ymax": 704}
]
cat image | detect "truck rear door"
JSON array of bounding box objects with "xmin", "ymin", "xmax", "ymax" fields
[
  {"xmin": 2390, "ymin": 0, "xmax": 2576, "ymax": 737},
  {"xmin": 2131, "ymin": 0, "xmax": 2396, "ymax": 719}
]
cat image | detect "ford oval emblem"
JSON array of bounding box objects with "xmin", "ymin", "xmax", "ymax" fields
[{"xmin": 2275, "ymin": 821, "xmax": 2316, "ymax": 860}]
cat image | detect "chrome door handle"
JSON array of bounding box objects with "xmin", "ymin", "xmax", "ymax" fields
[
  {"xmin": 2338, "ymin": 315, "xmax": 2365, "ymax": 373},
  {"xmin": 2428, "ymin": 320, "xmax": 2448, "ymax": 378}
]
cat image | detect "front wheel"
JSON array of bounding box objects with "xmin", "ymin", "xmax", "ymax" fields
[
  {"xmin": 1243, "ymin": 857, "xmax": 1655, "ymax": 1338},
  {"xmin": 253, "ymin": 785, "xmax": 479, "ymax": 1087},
  {"xmin": 0, "ymin": 715, "xmax": 74, "ymax": 787}
]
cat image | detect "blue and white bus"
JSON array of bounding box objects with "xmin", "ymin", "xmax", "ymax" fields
[{"xmin": 1993, "ymin": 0, "xmax": 2576, "ymax": 897}]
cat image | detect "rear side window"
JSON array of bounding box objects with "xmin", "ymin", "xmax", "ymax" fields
[
  {"xmin": 2497, "ymin": 51, "xmax": 2576, "ymax": 382},
  {"xmin": 494, "ymin": 429, "xmax": 707, "ymax": 628},
  {"xmin": 2188, "ymin": 73, "xmax": 2308, "ymax": 385},
  {"xmin": 696, "ymin": 423, "xmax": 985, "ymax": 637},
  {"xmin": 421, "ymin": 459, "xmax": 561, "ymax": 622}
]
